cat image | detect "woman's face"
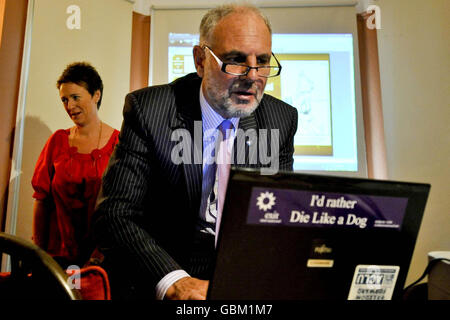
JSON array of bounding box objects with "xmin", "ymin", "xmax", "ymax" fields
[{"xmin": 59, "ymin": 82, "xmax": 100, "ymax": 127}]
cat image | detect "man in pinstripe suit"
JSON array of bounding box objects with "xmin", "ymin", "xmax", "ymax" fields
[{"xmin": 93, "ymin": 4, "xmax": 298, "ymax": 300}]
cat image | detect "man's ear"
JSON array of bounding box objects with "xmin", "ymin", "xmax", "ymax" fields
[{"xmin": 193, "ymin": 45, "xmax": 205, "ymax": 78}]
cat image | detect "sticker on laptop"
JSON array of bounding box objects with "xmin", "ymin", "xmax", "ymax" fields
[
  {"xmin": 246, "ymin": 187, "xmax": 408, "ymax": 230},
  {"xmin": 347, "ymin": 265, "xmax": 400, "ymax": 300}
]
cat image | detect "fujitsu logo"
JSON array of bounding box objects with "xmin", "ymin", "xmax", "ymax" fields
[{"xmin": 314, "ymin": 244, "xmax": 332, "ymax": 254}]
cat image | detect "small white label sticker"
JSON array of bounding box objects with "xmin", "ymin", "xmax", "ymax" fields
[
  {"xmin": 348, "ymin": 265, "xmax": 400, "ymax": 300},
  {"xmin": 307, "ymin": 259, "xmax": 334, "ymax": 268}
]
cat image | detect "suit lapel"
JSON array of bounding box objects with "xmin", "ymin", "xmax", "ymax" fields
[{"xmin": 170, "ymin": 74, "xmax": 203, "ymax": 212}]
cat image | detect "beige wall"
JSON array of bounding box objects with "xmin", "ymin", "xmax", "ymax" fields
[
  {"xmin": 12, "ymin": 0, "xmax": 132, "ymax": 241},
  {"xmin": 377, "ymin": 0, "xmax": 450, "ymax": 285}
]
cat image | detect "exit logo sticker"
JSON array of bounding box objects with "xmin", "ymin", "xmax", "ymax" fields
[{"xmin": 247, "ymin": 187, "xmax": 408, "ymax": 230}]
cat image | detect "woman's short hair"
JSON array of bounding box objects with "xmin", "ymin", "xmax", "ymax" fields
[
  {"xmin": 199, "ymin": 3, "xmax": 272, "ymax": 46},
  {"xmin": 56, "ymin": 62, "xmax": 104, "ymax": 109}
]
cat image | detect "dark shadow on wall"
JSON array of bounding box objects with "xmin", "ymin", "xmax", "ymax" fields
[{"xmin": 9, "ymin": 116, "xmax": 52, "ymax": 241}]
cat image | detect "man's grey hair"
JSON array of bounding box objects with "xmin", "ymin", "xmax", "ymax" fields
[{"xmin": 199, "ymin": 3, "xmax": 272, "ymax": 46}]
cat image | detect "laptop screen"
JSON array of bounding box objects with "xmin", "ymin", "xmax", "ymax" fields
[{"xmin": 208, "ymin": 168, "xmax": 430, "ymax": 300}]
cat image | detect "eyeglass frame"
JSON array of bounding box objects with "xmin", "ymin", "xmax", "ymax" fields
[{"xmin": 202, "ymin": 45, "xmax": 282, "ymax": 78}]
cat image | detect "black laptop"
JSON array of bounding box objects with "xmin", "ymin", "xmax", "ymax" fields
[{"xmin": 207, "ymin": 168, "xmax": 430, "ymax": 300}]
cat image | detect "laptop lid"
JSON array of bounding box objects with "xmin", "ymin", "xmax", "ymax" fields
[{"xmin": 207, "ymin": 168, "xmax": 430, "ymax": 300}]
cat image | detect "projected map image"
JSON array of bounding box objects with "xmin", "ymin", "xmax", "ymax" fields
[{"xmin": 266, "ymin": 54, "xmax": 333, "ymax": 156}]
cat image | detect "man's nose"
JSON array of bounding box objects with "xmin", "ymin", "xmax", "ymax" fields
[
  {"xmin": 245, "ymin": 67, "xmax": 259, "ymax": 80},
  {"xmin": 243, "ymin": 55, "xmax": 260, "ymax": 80}
]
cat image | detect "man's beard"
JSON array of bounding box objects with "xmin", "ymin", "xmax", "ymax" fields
[{"xmin": 206, "ymin": 80, "xmax": 263, "ymax": 118}]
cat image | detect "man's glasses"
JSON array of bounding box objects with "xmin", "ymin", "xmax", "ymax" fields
[{"xmin": 203, "ymin": 45, "xmax": 282, "ymax": 78}]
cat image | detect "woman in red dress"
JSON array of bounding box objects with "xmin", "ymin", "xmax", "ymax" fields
[{"xmin": 32, "ymin": 62, "xmax": 119, "ymax": 268}]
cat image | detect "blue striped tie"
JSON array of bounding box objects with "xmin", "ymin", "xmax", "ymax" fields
[{"xmin": 202, "ymin": 120, "xmax": 233, "ymax": 228}]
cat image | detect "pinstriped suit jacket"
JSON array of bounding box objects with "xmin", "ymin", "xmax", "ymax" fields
[{"xmin": 93, "ymin": 73, "xmax": 298, "ymax": 297}]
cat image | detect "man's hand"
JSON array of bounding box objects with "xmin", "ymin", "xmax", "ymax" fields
[{"xmin": 165, "ymin": 277, "xmax": 209, "ymax": 300}]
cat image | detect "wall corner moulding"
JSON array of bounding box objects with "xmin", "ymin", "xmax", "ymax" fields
[
  {"xmin": 355, "ymin": 0, "xmax": 380, "ymax": 13},
  {"xmin": 132, "ymin": 0, "xmax": 151, "ymax": 16}
]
